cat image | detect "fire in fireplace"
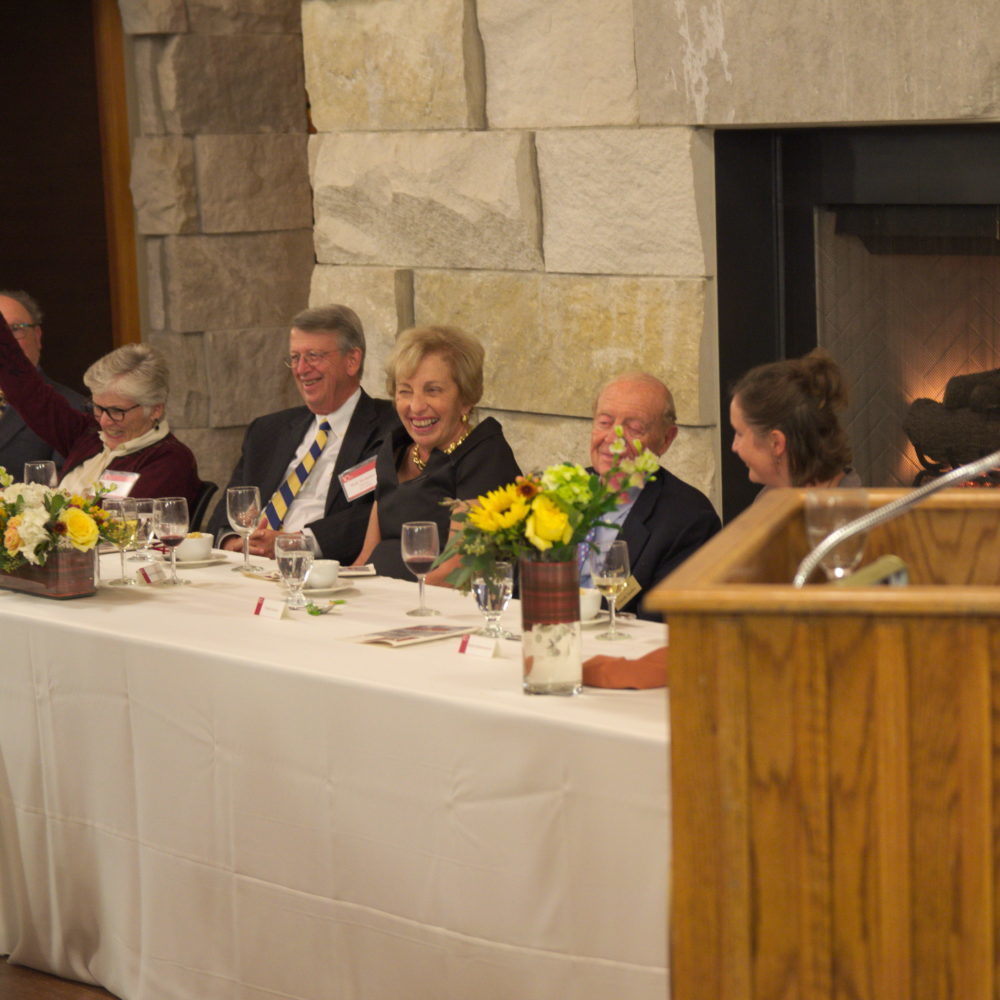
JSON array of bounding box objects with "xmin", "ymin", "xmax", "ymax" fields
[{"xmin": 716, "ymin": 124, "xmax": 1000, "ymax": 519}]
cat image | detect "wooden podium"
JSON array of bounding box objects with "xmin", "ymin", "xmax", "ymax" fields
[{"xmin": 646, "ymin": 488, "xmax": 1000, "ymax": 1000}]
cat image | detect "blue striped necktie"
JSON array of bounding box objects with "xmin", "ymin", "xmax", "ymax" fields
[{"xmin": 262, "ymin": 420, "xmax": 331, "ymax": 529}]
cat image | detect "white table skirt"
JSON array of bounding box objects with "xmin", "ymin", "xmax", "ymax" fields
[{"xmin": 0, "ymin": 552, "xmax": 669, "ymax": 1000}]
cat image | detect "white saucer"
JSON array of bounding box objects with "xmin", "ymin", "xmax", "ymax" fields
[
  {"xmin": 580, "ymin": 611, "xmax": 611, "ymax": 628},
  {"xmin": 174, "ymin": 556, "xmax": 229, "ymax": 569},
  {"xmin": 302, "ymin": 581, "xmax": 354, "ymax": 597}
]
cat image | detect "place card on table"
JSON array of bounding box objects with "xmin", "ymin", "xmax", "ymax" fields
[
  {"xmin": 253, "ymin": 596, "xmax": 287, "ymax": 620},
  {"xmin": 137, "ymin": 562, "xmax": 169, "ymax": 585},
  {"xmin": 458, "ymin": 633, "xmax": 502, "ymax": 658}
]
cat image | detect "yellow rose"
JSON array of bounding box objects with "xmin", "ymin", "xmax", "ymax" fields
[
  {"xmin": 524, "ymin": 495, "xmax": 572, "ymax": 552},
  {"xmin": 61, "ymin": 507, "xmax": 100, "ymax": 551}
]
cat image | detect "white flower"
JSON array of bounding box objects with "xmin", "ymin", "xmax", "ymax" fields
[
  {"xmin": 16, "ymin": 507, "xmax": 52, "ymax": 565},
  {"xmin": 2, "ymin": 483, "xmax": 54, "ymax": 509}
]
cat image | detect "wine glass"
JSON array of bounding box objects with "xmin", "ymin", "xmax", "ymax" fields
[
  {"xmin": 128, "ymin": 499, "xmax": 156, "ymax": 562},
  {"xmin": 226, "ymin": 485, "xmax": 263, "ymax": 573},
  {"xmin": 472, "ymin": 561, "xmax": 514, "ymax": 638},
  {"xmin": 274, "ymin": 532, "xmax": 314, "ymax": 611},
  {"xmin": 803, "ymin": 489, "xmax": 869, "ymax": 580},
  {"xmin": 590, "ymin": 539, "xmax": 630, "ymax": 640},
  {"xmin": 401, "ymin": 521, "xmax": 440, "ymax": 617},
  {"xmin": 152, "ymin": 497, "xmax": 190, "ymax": 585},
  {"xmin": 103, "ymin": 497, "xmax": 139, "ymax": 586},
  {"xmin": 23, "ymin": 460, "xmax": 57, "ymax": 486}
]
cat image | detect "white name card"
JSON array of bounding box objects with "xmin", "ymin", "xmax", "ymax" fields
[
  {"xmin": 458, "ymin": 633, "xmax": 501, "ymax": 658},
  {"xmin": 137, "ymin": 562, "xmax": 169, "ymax": 585},
  {"xmin": 253, "ymin": 596, "xmax": 286, "ymax": 620}
]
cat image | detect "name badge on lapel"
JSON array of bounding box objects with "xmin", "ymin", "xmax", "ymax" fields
[{"xmin": 339, "ymin": 456, "xmax": 377, "ymax": 502}]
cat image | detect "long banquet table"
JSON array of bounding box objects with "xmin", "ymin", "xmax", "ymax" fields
[{"xmin": 0, "ymin": 551, "xmax": 669, "ymax": 1000}]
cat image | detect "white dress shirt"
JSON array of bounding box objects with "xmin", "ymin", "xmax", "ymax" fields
[{"xmin": 279, "ymin": 389, "xmax": 361, "ymax": 550}]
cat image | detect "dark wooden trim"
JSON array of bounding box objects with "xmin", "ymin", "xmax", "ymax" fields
[{"xmin": 91, "ymin": 0, "xmax": 139, "ymax": 348}]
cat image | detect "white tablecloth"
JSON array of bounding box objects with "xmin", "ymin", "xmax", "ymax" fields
[{"xmin": 0, "ymin": 552, "xmax": 669, "ymax": 1000}]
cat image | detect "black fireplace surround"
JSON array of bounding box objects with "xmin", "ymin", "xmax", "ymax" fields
[{"xmin": 715, "ymin": 123, "xmax": 1000, "ymax": 521}]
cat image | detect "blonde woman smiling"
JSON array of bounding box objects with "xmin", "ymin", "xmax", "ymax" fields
[{"xmin": 354, "ymin": 326, "xmax": 520, "ymax": 583}]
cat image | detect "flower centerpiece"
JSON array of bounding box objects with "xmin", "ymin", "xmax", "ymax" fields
[
  {"xmin": 0, "ymin": 466, "xmax": 112, "ymax": 598},
  {"xmin": 438, "ymin": 427, "xmax": 660, "ymax": 590},
  {"xmin": 437, "ymin": 428, "xmax": 661, "ymax": 696}
]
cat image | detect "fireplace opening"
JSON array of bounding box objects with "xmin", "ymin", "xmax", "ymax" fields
[{"xmin": 715, "ymin": 125, "xmax": 1000, "ymax": 521}]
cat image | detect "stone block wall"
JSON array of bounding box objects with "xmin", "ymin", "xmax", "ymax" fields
[
  {"xmin": 120, "ymin": 0, "xmax": 1000, "ymax": 512},
  {"xmin": 303, "ymin": 0, "xmax": 719, "ymax": 500},
  {"xmin": 121, "ymin": 0, "xmax": 313, "ymax": 499}
]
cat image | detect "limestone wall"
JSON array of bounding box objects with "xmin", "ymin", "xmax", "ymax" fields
[
  {"xmin": 121, "ymin": 0, "xmax": 1000, "ymax": 511},
  {"xmin": 122, "ymin": 0, "xmax": 312, "ymax": 497},
  {"xmin": 303, "ymin": 0, "xmax": 719, "ymax": 500}
]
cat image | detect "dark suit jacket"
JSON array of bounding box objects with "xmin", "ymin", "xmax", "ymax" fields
[
  {"xmin": 0, "ymin": 370, "xmax": 85, "ymax": 476},
  {"xmin": 208, "ymin": 391, "xmax": 399, "ymax": 563},
  {"xmin": 615, "ymin": 467, "xmax": 721, "ymax": 620}
]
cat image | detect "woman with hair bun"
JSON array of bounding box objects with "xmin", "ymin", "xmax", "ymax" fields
[{"xmin": 729, "ymin": 347, "xmax": 860, "ymax": 489}]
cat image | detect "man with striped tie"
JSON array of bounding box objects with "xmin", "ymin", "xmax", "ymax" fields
[{"xmin": 208, "ymin": 304, "xmax": 398, "ymax": 562}]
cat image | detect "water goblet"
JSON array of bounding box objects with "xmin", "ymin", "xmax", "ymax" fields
[
  {"xmin": 803, "ymin": 489, "xmax": 869, "ymax": 581},
  {"xmin": 128, "ymin": 499, "xmax": 156, "ymax": 562},
  {"xmin": 226, "ymin": 485, "xmax": 263, "ymax": 573},
  {"xmin": 274, "ymin": 532, "xmax": 314, "ymax": 611},
  {"xmin": 590, "ymin": 539, "xmax": 630, "ymax": 640},
  {"xmin": 152, "ymin": 497, "xmax": 190, "ymax": 585},
  {"xmin": 23, "ymin": 460, "xmax": 57, "ymax": 486},
  {"xmin": 401, "ymin": 521, "xmax": 440, "ymax": 617},
  {"xmin": 103, "ymin": 497, "xmax": 139, "ymax": 586},
  {"xmin": 472, "ymin": 561, "xmax": 514, "ymax": 638}
]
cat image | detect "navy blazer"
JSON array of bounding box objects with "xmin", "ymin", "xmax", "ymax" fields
[
  {"xmin": 614, "ymin": 467, "xmax": 721, "ymax": 620},
  {"xmin": 0, "ymin": 369, "xmax": 85, "ymax": 477},
  {"xmin": 208, "ymin": 391, "xmax": 399, "ymax": 563}
]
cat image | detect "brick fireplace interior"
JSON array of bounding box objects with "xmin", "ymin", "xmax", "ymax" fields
[{"xmin": 716, "ymin": 124, "xmax": 1000, "ymax": 521}]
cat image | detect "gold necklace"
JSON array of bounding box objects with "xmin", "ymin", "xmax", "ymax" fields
[{"xmin": 411, "ymin": 424, "xmax": 472, "ymax": 471}]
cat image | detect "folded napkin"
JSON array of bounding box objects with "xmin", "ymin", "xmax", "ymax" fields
[{"xmin": 582, "ymin": 646, "xmax": 668, "ymax": 689}]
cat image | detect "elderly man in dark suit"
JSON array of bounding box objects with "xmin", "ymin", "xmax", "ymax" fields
[
  {"xmin": 0, "ymin": 290, "xmax": 85, "ymax": 476},
  {"xmin": 586, "ymin": 372, "xmax": 721, "ymax": 620},
  {"xmin": 208, "ymin": 304, "xmax": 399, "ymax": 562}
]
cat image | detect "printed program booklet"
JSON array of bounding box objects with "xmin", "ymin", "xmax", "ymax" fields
[{"xmin": 353, "ymin": 625, "xmax": 471, "ymax": 647}]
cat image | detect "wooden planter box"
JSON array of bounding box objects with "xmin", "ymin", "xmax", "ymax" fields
[{"xmin": 0, "ymin": 548, "xmax": 96, "ymax": 599}]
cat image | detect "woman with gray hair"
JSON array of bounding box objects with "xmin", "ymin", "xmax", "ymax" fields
[{"xmin": 0, "ymin": 314, "xmax": 200, "ymax": 505}]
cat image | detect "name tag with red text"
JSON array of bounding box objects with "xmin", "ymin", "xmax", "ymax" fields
[
  {"xmin": 98, "ymin": 470, "xmax": 140, "ymax": 497},
  {"xmin": 339, "ymin": 456, "xmax": 377, "ymax": 502}
]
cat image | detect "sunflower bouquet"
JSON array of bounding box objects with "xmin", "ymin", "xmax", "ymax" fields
[
  {"xmin": 438, "ymin": 427, "xmax": 660, "ymax": 591},
  {"xmin": 0, "ymin": 466, "xmax": 112, "ymax": 572}
]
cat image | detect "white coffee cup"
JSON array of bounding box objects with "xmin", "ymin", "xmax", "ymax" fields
[
  {"xmin": 176, "ymin": 532, "xmax": 212, "ymax": 561},
  {"xmin": 579, "ymin": 587, "xmax": 602, "ymax": 620},
  {"xmin": 307, "ymin": 559, "xmax": 340, "ymax": 589}
]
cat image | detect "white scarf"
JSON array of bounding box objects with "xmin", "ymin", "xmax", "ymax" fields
[{"xmin": 60, "ymin": 419, "xmax": 171, "ymax": 496}]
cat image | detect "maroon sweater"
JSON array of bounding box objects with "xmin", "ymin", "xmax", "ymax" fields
[{"xmin": 0, "ymin": 318, "xmax": 201, "ymax": 508}]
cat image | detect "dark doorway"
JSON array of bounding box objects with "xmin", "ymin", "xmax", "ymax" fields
[
  {"xmin": 715, "ymin": 124, "xmax": 1000, "ymax": 521},
  {"xmin": 0, "ymin": 1, "xmax": 121, "ymax": 392}
]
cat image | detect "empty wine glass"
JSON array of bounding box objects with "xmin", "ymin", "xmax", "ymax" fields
[
  {"xmin": 226, "ymin": 485, "xmax": 263, "ymax": 573},
  {"xmin": 153, "ymin": 496, "xmax": 190, "ymax": 585},
  {"xmin": 401, "ymin": 521, "xmax": 440, "ymax": 617},
  {"xmin": 23, "ymin": 460, "xmax": 57, "ymax": 486},
  {"xmin": 103, "ymin": 497, "xmax": 139, "ymax": 586},
  {"xmin": 128, "ymin": 499, "xmax": 156, "ymax": 562},
  {"xmin": 472, "ymin": 561, "xmax": 514, "ymax": 638},
  {"xmin": 589, "ymin": 539, "xmax": 630, "ymax": 640},
  {"xmin": 803, "ymin": 489, "xmax": 869, "ymax": 580},
  {"xmin": 274, "ymin": 532, "xmax": 313, "ymax": 610}
]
